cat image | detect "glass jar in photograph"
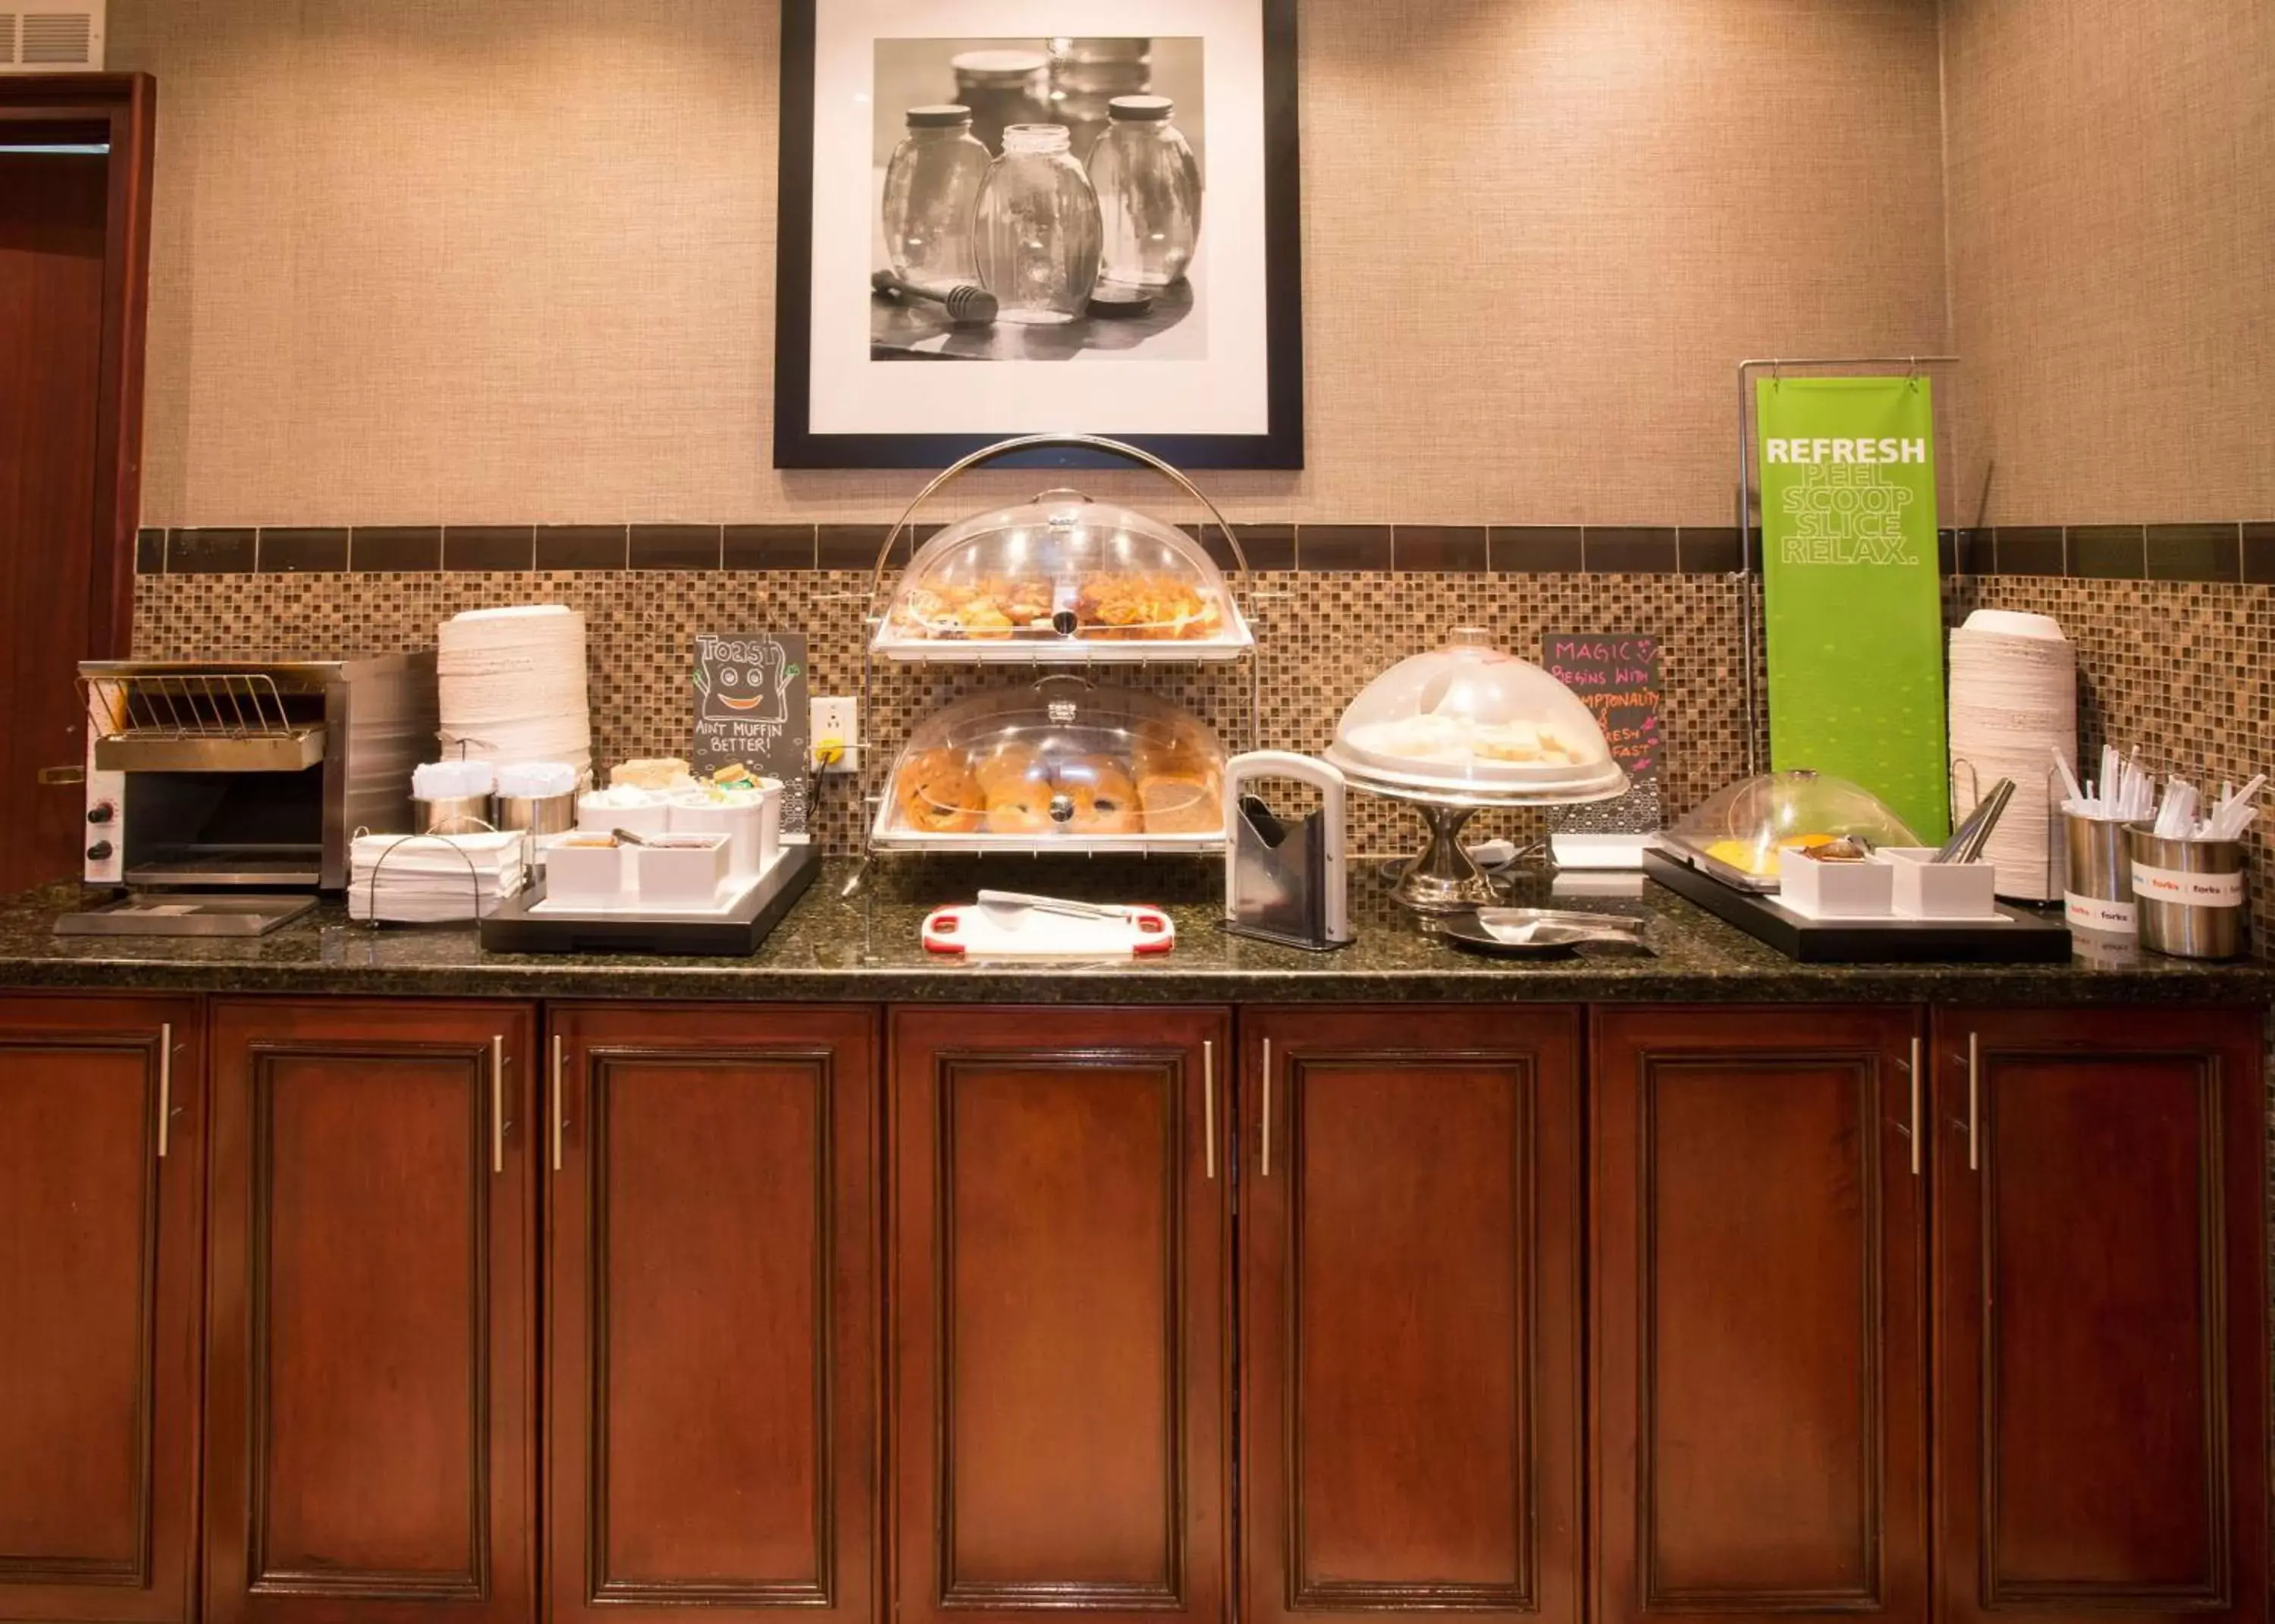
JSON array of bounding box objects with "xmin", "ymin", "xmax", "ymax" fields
[
  {"xmin": 1087, "ymin": 96, "xmax": 1202, "ymax": 288},
  {"xmin": 974, "ymin": 124, "xmax": 1103, "ymax": 325},
  {"xmin": 1049, "ymin": 36, "xmax": 1151, "ymax": 157},
  {"xmin": 881, "ymin": 105, "xmax": 991, "ymax": 287},
  {"xmin": 950, "ymin": 49, "xmax": 1051, "ymax": 155}
]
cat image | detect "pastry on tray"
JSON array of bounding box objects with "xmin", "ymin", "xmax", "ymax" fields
[
  {"xmin": 611, "ymin": 757, "xmax": 696, "ymax": 791},
  {"xmin": 890, "ymin": 722, "xmax": 1222, "ymax": 839},
  {"xmin": 972, "ymin": 740, "xmax": 1047, "ymax": 796},
  {"xmin": 984, "ymin": 788, "xmax": 1053, "ymax": 835},
  {"xmin": 892, "ymin": 578, "xmax": 1055, "ymax": 640},
  {"xmin": 1137, "ymin": 773, "xmax": 1217, "ymax": 833},
  {"xmin": 1076, "ymin": 572, "xmax": 1222, "ymax": 640},
  {"xmin": 897, "ymin": 748, "xmax": 984, "ymax": 834},
  {"xmin": 1055, "ymin": 756, "xmax": 1141, "ymax": 834}
]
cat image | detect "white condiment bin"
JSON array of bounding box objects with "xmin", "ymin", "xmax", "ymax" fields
[
  {"xmin": 632, "ymin": 832, "xmax": 731, "ymax": 904},
  {"xmin": 1882, "ymin": 848, "xmax": 2000, "ymax": 919},
  {"xmin": 1778, "ymin": 846, "xmax": 1895, "ymax": 917},
  {"xmin": 667, "ymin": 784, "xmax": 783, "ymax": 883},
  {"xmin": 576, "ymin": 790, "xmax": 670, "ymax": 838},
  {"xmin": 545, "ymin": 836, "xmax": 629, "ymax": 905}
]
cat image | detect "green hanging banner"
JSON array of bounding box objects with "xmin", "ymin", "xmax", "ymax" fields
[{"xmin": 1758, "ymin": 375, "xmax": 1948, "ymax": 841}]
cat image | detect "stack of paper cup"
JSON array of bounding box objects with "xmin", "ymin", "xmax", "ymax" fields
[
  {"xmin": 438, "ymin": 606, "xmax": 592, "ymax": 779},
  {"xmin": 1947, "ymin": 609, "xmax": 2076, "ymax": 901}
]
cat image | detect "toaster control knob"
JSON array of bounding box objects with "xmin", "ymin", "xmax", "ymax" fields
[
  {"xmin": 86, "ymin": 804, "xmax": 115, "ymax": 824},
  {"xmin": 86, "ymin": 841, "xmax": 114, "ymax": 861}
]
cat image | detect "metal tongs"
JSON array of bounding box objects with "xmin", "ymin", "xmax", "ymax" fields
[{"xmin": 1935, "ymin": 778, "xmax": 2015, "ymax": 864}]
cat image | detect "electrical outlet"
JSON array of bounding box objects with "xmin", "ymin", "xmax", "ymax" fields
[{"xmin": 811, "ymin": 696, "xmax": 859, "ymax": 775}]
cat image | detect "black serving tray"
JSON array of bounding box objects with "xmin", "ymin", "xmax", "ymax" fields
[
  {"xmin": 1643, "ymin": 850, "xmax": 2072, "ymax": 964},
  {"xmin": 479, "ymin": 842, "xmax": 819, "ymax": 956}
]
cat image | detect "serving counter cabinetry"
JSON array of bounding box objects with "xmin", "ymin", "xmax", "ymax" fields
[
  {"xmin": 0, "ymin": 995, "xmax": 202, "ymax": 1624},
  {"xmin": 545, "ymin": 1006, "xmax": 878, "ymax": 1624},
  {"xmin": 202, "ymin": 999, "xmax": 539, "ymax": 1624},
  {"xmin": 889, "ymin": 1009, "xmax": 1231, "ymax": 1624},
  {"xmin": 1238, "ymin": 1007, "xmax": 1584, "ymax": 1624},
  {"xmin": 0, "ymin": 992, "xmax": 2262, "ymax": 1624}
]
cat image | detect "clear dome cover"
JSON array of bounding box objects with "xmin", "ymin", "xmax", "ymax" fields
[
  {"xmin": 874, "ymin": 679, "xmax": 1225, "ymax": 851},
  {"xmin": 1322, "ymin": 629, "xmax": 1627, "ymax": 798},
  {"xmin": 1662, "ymin": 770, "xmax": 1922, "ymax": 891},
  {"xmin": 874, "ymin": 492, "xmax": 1250, "ymax": 662}
]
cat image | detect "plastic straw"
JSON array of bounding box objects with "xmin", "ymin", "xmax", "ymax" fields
[{"xmin": 2052, "ymin": 748, "xmax": 2083, "ymax": 807}]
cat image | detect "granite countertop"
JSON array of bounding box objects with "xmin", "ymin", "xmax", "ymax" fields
[{"xmin": 0, "ymin": 859, "xmax": 2266, "ymax": 1007}]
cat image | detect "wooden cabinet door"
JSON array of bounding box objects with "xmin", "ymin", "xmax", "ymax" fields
[
  {"xmin": 0, "ymin": 995, "xmax": 202, "ymax": 1624},
  {"xmin": 1240, "ymin": 1006, "xmax": 1584, "ymax": 1624},
  {"xmin": 544, "ymin": 1005, "xmax": 878, "ymax": 1624},
  {"xmin": 888, "ymin": 1008, "xmax": 1230, "ymax": 1624},
  {"xmin": 205, "ymin": 999, "xmax": 538, "ymax": 1624},
  {"xmin": 1932, "ymin": 1006, "xmax": 2267, "ymax": 1624},
  {"xmin": 1592, "ymin": 1007, "xmax": 1929, "ymax": 1624}
]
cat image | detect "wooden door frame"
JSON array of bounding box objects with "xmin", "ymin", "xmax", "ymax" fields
[{"xmin": 0, "ymin": 72, "xmax": 155, "ymax": 656}]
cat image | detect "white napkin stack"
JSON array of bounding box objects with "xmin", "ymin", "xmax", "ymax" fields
[
  {"xmin": 438, "ymin": 606, "xmax": 592, "ymax": 777},
  {"xmin": 1947, "ymin": 609, "xmax": 2076, "ymax": 901},
  {"xmin": 349, "ymin": 831, "xmax": 527, "ymax": 923},
  {"xmin": 411, "ymin": 759, "xmax": 496, "ymax": 800}
]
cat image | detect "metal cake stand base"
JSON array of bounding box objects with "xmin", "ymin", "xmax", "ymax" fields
[
  {"xmin": 1335, "ymin": 777, "xmax": 1633, "ymax": 917},
  {"xmin": 1392, "ymin": 801, "xmax": 1506, "ymax": 914}
]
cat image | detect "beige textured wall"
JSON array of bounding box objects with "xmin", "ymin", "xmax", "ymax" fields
[
  {"xmin": 1942, "ymin": 0, "xmax": 2275, "ymax": 525},
  {"xmin": 111, "ymin": 0, "xmax": 1951, "ymax": 529}
]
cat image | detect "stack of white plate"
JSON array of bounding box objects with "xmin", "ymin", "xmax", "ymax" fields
[
  {"xmin": 1947, "ymin": 608, "xmax": 2076, "ymax": 901},
  {"xmin": 438, "ymin": 606, "xmax": 592, "ymax": 778}
]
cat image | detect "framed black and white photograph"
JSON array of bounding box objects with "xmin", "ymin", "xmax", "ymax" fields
[{"xmin": 773, "ymin": 0, "xmax": 1302, "ymax": 470}]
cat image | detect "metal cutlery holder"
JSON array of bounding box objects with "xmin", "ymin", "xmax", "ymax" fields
[
  {"xmin": 2062, "ymin": 812, "xmax": 2138, "ymax": 937},
  {"xmin": 2128, "ymin": 828, "xmax": 2248, "ymax": 960}
]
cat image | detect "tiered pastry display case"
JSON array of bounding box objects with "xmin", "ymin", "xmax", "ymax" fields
[{"xmin": 858, "ymin": 435, "xmax": 1260, "ymax": 875}]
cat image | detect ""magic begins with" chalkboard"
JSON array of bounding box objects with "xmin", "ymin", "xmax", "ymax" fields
[{"xmin": 1542, "ymin": 632, "xmax": 1665, "ymax": 832}]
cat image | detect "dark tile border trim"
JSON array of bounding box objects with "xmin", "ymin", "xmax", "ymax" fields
[
  {"xmin": 133, "ymin": 519, "xmax": 2274, "ymax": 584},
  {"xmin": 350, "ymin": 526, "xmax": 443, "ymax": 572},
  {"xmin": 444, "ymin": 526, "xmax": 536, "ymax": 572}
]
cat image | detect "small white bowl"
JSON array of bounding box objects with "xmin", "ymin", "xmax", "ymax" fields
[
  {"xmin": 1778, "ymin": 846, "xmax": 1895, "ymax": 917},
  {"xmin": 1882, "ymin": 847, "xmax": 2000, "ymax": 919},
  {"xmin": 577, "ymin": 790, "xmax": 670, "ymax": 838},
  {"xmin": 545, "ymin": 836, "xmax": 628, "ymax": 905},
  {"xmin": 632, "ymin": 832, "xmax": 730, "ymax": 904}
]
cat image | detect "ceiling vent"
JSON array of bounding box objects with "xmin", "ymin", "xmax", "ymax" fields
[{"xmin": 0, "ymin": 2, "xmax": 105, "ymax": 71}]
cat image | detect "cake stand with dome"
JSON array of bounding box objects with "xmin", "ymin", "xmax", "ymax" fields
[{"xmin": 1323, "ymin": 629, "xmax": 1630, "ymax": 913}]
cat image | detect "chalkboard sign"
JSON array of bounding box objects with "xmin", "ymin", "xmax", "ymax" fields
[
  {"xmin": 1542, "ymin": 632, "xmax": 1664, "ymax": 832},
  {"xmin": 691, "ymin": 632, "xmax": 813, "ymax": 839}
]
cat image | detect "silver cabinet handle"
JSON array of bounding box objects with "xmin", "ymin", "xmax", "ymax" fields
[
  {"xmin": 491, "ymin": 1035, "xmax": 506, "ymax": 1175},
  {"xmin": 1908, "ymin": 1036, "xmax": 1922, "ymax": 1177},
  {"xmin": 1260, "ymin": 1037, "xmax": 1272, "ymax": 1178},
  {"xmin": 157, "ymin": 1022, "xmax": 173, "ymax": 1160},
  {"xmin": 1966, "ymin": 1031, "xmax": 1980, "ymax": 1172},
  {"xmin": 1202, "ymin": 1040, "xmax": 1216, "ymax": 1180},
  {"xmin": 551, "ymin": 1033, "xmax": 566, "ymax": 1174}
]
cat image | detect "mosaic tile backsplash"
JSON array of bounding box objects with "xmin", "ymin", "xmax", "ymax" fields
[
  {"xmin": 134, "ymin": 570, "xmax": 1763, "ymax": 862},
  {"xmin": 133, "ymin": 567, "xmax": 2275, "ymax": 951}
]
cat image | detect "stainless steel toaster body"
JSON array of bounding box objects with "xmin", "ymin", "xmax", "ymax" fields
[{"xmin": 78, "ymin": 654, "xmax": 438, "ymax": 892}]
